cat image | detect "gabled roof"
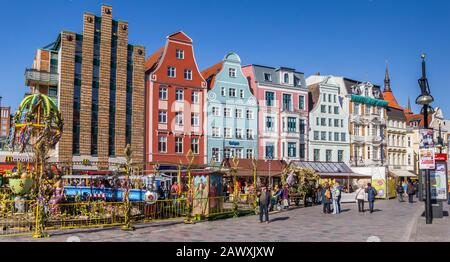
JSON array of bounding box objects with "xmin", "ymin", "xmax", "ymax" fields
[
  {"xmin": 382, "ymin": 90, "xmax": 403, "ymax": 110},
  {"xmin": 167, "ymin": 31, "xmax": 192, "ymax": 44},
  {"xmin": 145, "ymin": 46, "xmax": 164, "ymax": 73},
  {"xmin": 201, "ymin": 61, "xmax": 224, "ymax": 90},
  {"xmin": 406, "ymin": 113, "xmax": 432, "ymax": 128}
]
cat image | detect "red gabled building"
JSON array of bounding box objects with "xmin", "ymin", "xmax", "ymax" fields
[{"xmin": 145, "ymin": 32, "xmax": 207, "ymax": 165}]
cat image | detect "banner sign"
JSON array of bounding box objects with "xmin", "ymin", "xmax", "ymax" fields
[
  {"xmin": 419, "ymin": 129, "xmax": 434, "ymax": 149},
  {"xmin": 419, "ymin": 148, "xmax": 435, "ymax": 170},
  {"xmin": 430, "ymin": 163, "xmax": 448, "ymax": 200}
]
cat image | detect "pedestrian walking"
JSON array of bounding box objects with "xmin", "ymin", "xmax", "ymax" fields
[
  {"xmin": 402, "ymin": 180, "xmax": 408, "ymax": 199},
  {"xmin": 316, "ymin": 186, "xmax": 322, "ymax": 205},
  {"xmin": 355, "ymin": 186, "xmax": 365, "ymax": 212},
  {"xmin": 407, "ymin": 181, "xmax": 416, "ymax": 203},
  {"xmin": 321, "ymin": 184, "xmax": 332, "ymax": 214},
  {"xmin": 257, "ymin": 185, "xmax": 271, "ymax": 223},
  {"xmin": 396, "ymin": 182, "xmax": 404, "ymax": 202},
  {"xmin": 365, "ymin": 183, "xmax": 377, "ymax": 213},
  {"xmin": 336, "ymin": 182, "xmax": 342, "ymax": 213},
  {"xmin": 332, "ymin": 183, "xmax": 341, "ymax": 214}
]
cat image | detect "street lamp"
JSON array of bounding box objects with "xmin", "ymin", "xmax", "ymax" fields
[
  {"xmin": 184, "ymin": 149, "xmax": 195, "ymax": 224},
  {"xmin": 416, "ymin": 53, "xmax": 434, "ymax": 224}
]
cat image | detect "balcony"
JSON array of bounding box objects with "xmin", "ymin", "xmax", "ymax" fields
[
  {"xmin": 351, "ymin": 135, "xmax": 365, "ymax": 143},
  {"xmin": 25, "ymin": 69, "xmax": 59, "ymax": 86}
]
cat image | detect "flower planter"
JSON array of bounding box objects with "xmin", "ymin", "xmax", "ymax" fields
[{"xmin": 8, "ymin": 178, "xmax": 34, "ymax": 195}]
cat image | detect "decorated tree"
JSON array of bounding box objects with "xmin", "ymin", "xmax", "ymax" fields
[{"xmin": 281, "ymin": 166, "xmax": 320, "ymax": 207}]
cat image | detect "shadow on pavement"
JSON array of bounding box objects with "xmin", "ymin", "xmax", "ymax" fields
[
  {"xmin": 340, "ymin": 209, "xmax": 351, "ymax": 213},
  {"xmin": 270, "ymin": 217, "xmax": 289, "ymax": 222}
]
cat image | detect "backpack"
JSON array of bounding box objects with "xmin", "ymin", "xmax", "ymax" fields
[{"xmin": 325, "ymin": 189, "xmax": 331, "ymax": 199}]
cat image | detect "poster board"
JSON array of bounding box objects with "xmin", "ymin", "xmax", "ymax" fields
[
  {"xmin": 430, "ymin": 162, "xmax": 448, "ymax": 201},
  {"xmin": 419, "ymin": 129, "xmax": 435, "ymax": 170}
]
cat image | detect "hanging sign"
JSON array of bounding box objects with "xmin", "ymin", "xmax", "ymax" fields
[{"xmin": 419, "ymin": 148, "xmax": 435, "ymax": 170}]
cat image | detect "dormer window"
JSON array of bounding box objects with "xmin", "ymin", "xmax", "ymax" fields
[
  {"xmin": 264, "ymin": 73, "xmax": 272, "ymax": 82},
  {"xmin": 364, "ymin": 88, "xmax": 369, "ymax": 97},
  {"xmin": 229, "ymin": 68, "xmax": 236, "ymax": 78},
  {"xmin": 284, "ymin": 73, "xmax": 289, "ymax": 84},
  {"xmin": 176, "ymin": 49, "xmax": 184, "ymax": 59}
]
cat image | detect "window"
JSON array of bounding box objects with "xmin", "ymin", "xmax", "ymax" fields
[
  {"xmin": 299, "ymin": 119, "xmax": 305, "ymax": 134},
  {"xmin": 266, "ymin": 116, "xmax": 275, "ymax": 131},
  {"xmin": 176, "ymin": 49, "xmax": 184, "ymax": 59},
  {"xmin": 328, "ymin": 105, "xmax": 332, "ymax": 113},
  {"xmin": 334, "ymin": 95, "xmax": 337, "ymax": 103},
  {"xmin": 314, "ymin": 131, "xmax": 319, "ymax": 140},
  {"xmin": 326, "ymin": 150, "xmax": 332, "ymax": 162},
  {"xmin": 235, "ymin": 128, "xmax": 243, "ymax": 139},
  {"xmin": 264, "ymin": 73, "xmax": 272, "ymax": 82},
  {"xmin": 212, "ymin": 127, "xmax": 220, "ymax": 137},
  {"xmin": 282, "ymin": 94, "xmax": 292, "ymax": 111},
  {"xmin": 408, "ymin": 137, "xmax": 411, "ymax": 147},
  {"xmin": 334, "ymin": 106, "xmax": 339, "ymax": 114},
  {"xmin": 341, "ymin": 133, "xmax": 346, "ymax": 142},
  {"xmin": 338, "ymin": 150, "xmax": 343, "ymax": 162},
  {"xmin": 265, "ymin": 143, "xmax": 275, "ymax": 158},
  {"xmin": 287, "ymin": 117, "xmax": 297, "ymax": 132},
  {"xmin": 328, "ymin": 94, "xmax": 332, "ymax": 103},
  {"xmin": 221, "ymin": 87, "xmax": 225, "ymax": 96},
  {"xmin": 340, "ymin": 119, "xmax": 344, "ymax": 127},
  {"xmin": 246, "ymin": 149, "xmax": 254, "ymax": 159},
  {"xmin": 229, "ymin": 68, "xmax": 236, "ymax": 78},
  {"xmin": 284, "ymin": 73, "xmax": 289, "ymax": 83},
  {"xmin": 314, "ymin": 149, "xmax": 320, "ymax": 161},
  {"xmin": 321, "ymin": 131, "xmax": 326, "ymax": 141},
  {"xmin": 288, "ymin": 143, "xmax": 296, "ymax": 158},
  {"xmin": 224, "ymin": 108, "xmax": 232, "ymax": 117},
  {"xmin": 175, "ymin": 137, "xmax": 183, "ymax": 153},
  {"xmin": 191, "ymin": 113, "xmax": 199, "ymax": 126},
  {"xmin": 48, "ymin": 87, "xmax": 58, "ymax": 97},
  {"xmin": 191, "ymin": 92, "xmax": 199, "ymax": 104},
  {"xmin": 235, "ymin": 109, "xmax": 243, "ymax": 118},
  {"xmin": 158, "ymin": 136, "xmax": 167, "ymax": 152},
  {"xmin": 329, "ymin": 132, "xmax": 332, "ymax": 141},
  {"xmin": 191, "ymin": 138, "xmax": 199, "ymax": 154},
  {"xmin": 334, "ymin": 132, "xmax": 339, "ymax": 141},
  {"xmin": 321, "ymin": 105, "xmax": 326, "ymax": 113},
  {"xmin": 408, "ymin": 154, "xmax": 411, "ymax": 165},
  {"xmin": 175, "ymin": 112, "xmax": 183, "ymax": 125},
  {"xmin": 224, "ymin": 128, "xmax": 232, "ymax": 138},
  {"xmin": 300, "ymin": 144, "xmax": 305, "ymax": 159},
  {"xmin": 265, "ymin": 92, "xmax": 275, "ymax": 107},
  {"xmin": 367, "ymin": 146, "xmax": 371, "ymax": 160},
  {"xmin": 323, "ymin": 93, "xmax": 327, "ymax": 102},
  {"xmin": 365, "ymin": 105, "xmax": 371, "ymax": 115},
  {"xmin": 321, "ymin": 118, "xmax": 326, "ymax": 126},
  {"xmin": 229, "ymin": 88, "xmax": 236, "ymax": 97},
  {"xmin": 176, "ymin": 89, "xmax": 183, "ymax": 101},
  {"xmin": 373, "ymin": 147, "xmax": 379, "ymax": 160},
  {"xmin": 316, "ymin": 117, "xmax": 320, "ymax": 126},
  {"xmin": 334, "ymin": 119, "xmax": 339, "ymax": 127},
  {"xmin": 212, "ymin": 148, "xmax": 220, "ymax": 162},
  {"xmin": 354, "ymin": 103, "xmax": 360, "ymax": 114},
  {"xmin": 158, "ymin": 111, "xmax": 167, "ymax": 123},
  {"xmin": 167, "ymin": 66, "xmax": 176, "ymax": 78},
  {"xmin": 299, "ymin": 95, "xmax": 305, "ymax": 110},
  {"xmin": 224, "ymin": 148, "xmax": 231, "ymax": 158},
  {"xmin": 246, "ymin": 129, "xmax": 254, "ymax": 139},
  {"xmin": 328, "ymin": 118, "xmax": 332, "ymax": 127},
  {"xmin": 354, "ymin": 125, "xmax": 360, "ymax": 136},
  {"xmin": 159, "ymin": 87, "xmax": 167, "ymax": 100},
  {"xmin": 212, "ymin": 106, "xmax": 220, "ymax": 116},
  {"xmin": 246, "ymin": 110, "xmax": 254, "ymax": 119},
  {"xmin": 239, "ymin": 89, "xmax": 244, "ymax": 98},
  {"xmin": 184, "ymin": 69, "xmax": 192, "ymax": 80}
]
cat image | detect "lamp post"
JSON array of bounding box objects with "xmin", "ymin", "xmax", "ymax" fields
[{"xmin": 416, "ymin": 53, "xmax": 434, "ymax": 225}]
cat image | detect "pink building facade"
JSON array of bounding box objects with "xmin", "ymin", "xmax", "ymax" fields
[{"xmin": 242, "ymin": 65, "xmax": 309, "ymax": 160}]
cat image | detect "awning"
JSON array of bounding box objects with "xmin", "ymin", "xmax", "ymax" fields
[{"xmin": 389, "ymin": 170, "xmax": 417, "ymax": 178}]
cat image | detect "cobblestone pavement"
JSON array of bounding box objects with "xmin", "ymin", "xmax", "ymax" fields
[
  {"xmin": 410, "ymin": 203, "xmax": 450, "ymax": 242},
  {"xmin": 0, "ymin": 199, "xmax": 427, "ymax": 242}
]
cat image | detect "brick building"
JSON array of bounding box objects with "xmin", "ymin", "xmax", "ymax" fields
[
  {"xmin": 24, "ymin": 5, "xmax": 145, "ymax": 170},
  {"xmin": 0, "ymin": 106, "xmax": 11, "ymax": 149},
  {"xmin": 145, "ymin": 32, "xmax": 207, "ymax": 165}
]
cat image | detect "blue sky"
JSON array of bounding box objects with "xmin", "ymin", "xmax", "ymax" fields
[{"xmin": 1, "ymin": 0, "xmax": 449, "ymax": 115}]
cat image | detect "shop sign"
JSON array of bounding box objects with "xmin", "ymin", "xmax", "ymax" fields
[{"xmin": 228, "ymin": 141, "xmax": 240, "ymax": 146}]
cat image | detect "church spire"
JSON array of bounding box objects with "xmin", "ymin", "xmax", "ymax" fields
[
  {"xmin": 407, "ymin": 97, "xmax": 411, "ymax": 111},
  {"xmin": 384, "ymin": 63, "xmax": 391, "ymax": 92}
]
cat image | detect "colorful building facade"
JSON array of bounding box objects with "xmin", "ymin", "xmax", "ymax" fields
[
  {"xmin": 145, "ymin": 31, "xmax": 207, "ymax": 165},
  {"xmin": 306, "ymin": 75, "xmax": 350, "ymax": 163},
  {"xmin": 242, "ymin": 65, "xmax": 308, "ymax": 160},
  {"xmin": 202, "ymin": 53, "xmax": 258, "ymax": 163}
]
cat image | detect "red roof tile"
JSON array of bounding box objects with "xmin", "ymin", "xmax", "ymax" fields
[
  {"xmin": 382, "ymin": 90, "xmax": 403, "ymax": 110},
  {"xmin": 201, "ymin": 61, "xmax": 224, "ymax": 90},
  {"xmin": 145, "ymin": 46, "xmax": 165, "ymax": 72}
]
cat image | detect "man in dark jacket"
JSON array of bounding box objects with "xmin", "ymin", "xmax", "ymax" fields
[
  {"xmin": 407, "ymin": 182, "xmax": 416, "ymax": 203},
  {"xmin": 365, "ymin": 183, "xmax": 377, "ymax": 213},
  {"xmin": 321, "ymin": 183, "xmax": 331, "ymax": 214},
  {"xmin": 258, "ymin": 185, "xmax": 271, "ymax": 223},
  {"xmin": 396, "ymin": 183, "xmax": 404, "ymax": 202}
]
